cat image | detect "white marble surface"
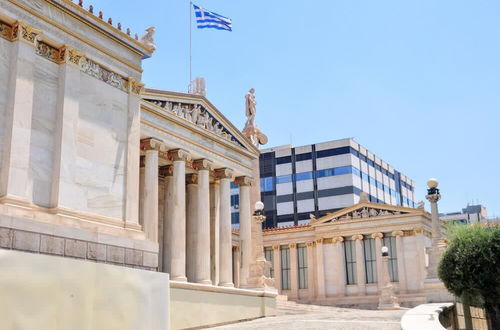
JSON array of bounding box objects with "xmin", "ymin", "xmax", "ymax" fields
[
  {"xmin": 30, "ymin": 56, "xmax": 59, "ymax": 207},
  {"xmin": 0, "ymin": 38, "xmax": 10, "ymax": 172}
]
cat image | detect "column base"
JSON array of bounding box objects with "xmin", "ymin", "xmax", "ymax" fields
[
  {"xmin": 197, "ymin": 279, "xmax": 212, "ymax": 285},
  {"xmin": 218, "ymin": 282, "xmax": 234, "ymax": 288},
  {"xmin": 171, "ymin": 276, "xmax": 188, "ymax": 282}
]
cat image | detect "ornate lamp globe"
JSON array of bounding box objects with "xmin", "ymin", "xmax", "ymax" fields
[
  {"xmin": 381, "ymin": 246, "xmax": 389, "ymax": 257},
  {"xmin": 255, "ymin": 201, "xmax": 264, "ymax": 212},
  {"xmin": 427, "ymin": 178, "xmax": 439, "ymax": 189}
]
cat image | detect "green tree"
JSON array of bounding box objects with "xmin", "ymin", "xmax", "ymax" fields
[{"xmin": 438, "ymin": 224, "xmax": 500, "ymax": 329}]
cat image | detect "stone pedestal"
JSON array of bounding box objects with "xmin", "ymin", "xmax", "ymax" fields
[{"xmin": 378, "ymin": 256, "xmax": 400, "ymax": 310}]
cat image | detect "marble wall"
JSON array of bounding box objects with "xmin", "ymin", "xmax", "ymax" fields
[
  {"xmin": 0, "ymin": 38, "xmax": 11, "ymax": 184},
  {"xmin": 66, "ymin": 74, "xmax": 128, "ymax": 219},
  {"xmin": 30, "ymin": 56, "xmax": 59, "ymax": 207}
]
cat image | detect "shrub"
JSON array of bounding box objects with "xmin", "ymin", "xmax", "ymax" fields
[{"xmin": 438, "ymin": 224, "xmax": 500, "ymax": 329}]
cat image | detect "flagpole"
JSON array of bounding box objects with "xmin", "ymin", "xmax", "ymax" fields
[{"xmin": 189, "ymin": 1, "xmax": 193, "ymax": 93}]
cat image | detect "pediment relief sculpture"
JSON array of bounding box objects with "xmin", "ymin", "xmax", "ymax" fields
[
  {"xmin": 145, "ymin": 99, "xmax": 244, "ymax": 147},
  {"xmin": 327, "ymin": 207, "xmax": 405, "ymax": 223}
]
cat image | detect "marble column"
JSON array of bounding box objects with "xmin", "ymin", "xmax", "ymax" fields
[
  {"xmin": 193, "ymin": 159, "xmax": 213, "ymax": 284},
  {"xmin": 306, "ymin": 241, "xmax": 316, "ymax": 301},
  {"xmin": 216, "ymin": 168, "xmax": 234, "ymax": 287},
  {"xmin": 185, "ymin": 173, "xmax": 198, "ymax": 282},
  {"xmin": 233, "ymin": 246, "xmax": 241, "ymax": 288},
  {"xmin": 0, "ymin": 21, "xmax": 40, "ymax": 204},
  {"xmin": 289, "ymin": 243, "xmax": 298, "ymax": 299},
  {"xmin": 50, "ymin": 45, "xmax": 82, "ymax": 210},
  {"xmin": 272, "ymin": 245, "xmax": 281, "ymax": 290},
  {"xmin": 332, "ymin": 236, "xmax": 346, "ymax": 296},
  {"xmin": 235, "ymin": 176, "xmax": 253, "ymax": 286},
  {"xmin": 124, "ymin": 78, "xmax": 144, "ymax": 227},
  {"xmin": 352, "ymin": 234, "xmax": 366, "ymax": 295},
  {"xmin": 414, "ymin": 228, "xmax": 426, "ymax": 289},
  {"xmin": 392, "ymin": 231, "xmax": 407, "ymax": 293},
  {"xmin": 141, "ymin": 138, "xmax": 162, "ymax": 242},
  {"xmin": 158, "ymin": 165, "xmax": 172, "ymax": 273},
  {"xmin": 315, "ymin": 238, "xmax": 326, "ymax": 300},
  {"xmin": 426, "ymin": 190, "xmax": 443, "ymax": 279},
  {"xmin": 210, "ymin": 181, "xmax": 221, "ymax": 286},
  {"xmin": 372, "ymin": 232, "xmax": 384, "ymax": 290},
  {"xmin": 166, "ymin": 149, "xmax": 190, "ymax": 281}
]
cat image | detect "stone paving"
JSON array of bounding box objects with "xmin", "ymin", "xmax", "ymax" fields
[{"xmin": 210, "ymin": 301, "xmax": 407, "ymax": 330}]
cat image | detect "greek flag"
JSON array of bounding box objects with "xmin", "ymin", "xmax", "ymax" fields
[{"xmin": 193, "ymin": 4, "xmax": 232, "ymax": 31}]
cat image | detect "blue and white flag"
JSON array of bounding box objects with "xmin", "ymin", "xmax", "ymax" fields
[{"xmin": 193, "ymin": 4, "xmax": 232, "ymax": 31}]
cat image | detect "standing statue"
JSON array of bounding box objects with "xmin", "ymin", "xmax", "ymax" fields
[
  {"xmin": 245, "ymin": 88, "xmax": 256, "ymax": 127},
  {"xmin": 140, "ymin": 26, "xmax": 156, "ymax": 51},
  {"xmin": 242, "ymin": 88, "xmax": 268, "ymax": 148}
]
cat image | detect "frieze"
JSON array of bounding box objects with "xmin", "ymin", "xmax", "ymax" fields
[
  {"xmin": 36, "ymin": 41, "xmax": 60, "ymax": 63},
  {"xmin": 0, "ymin": 21, "xmax": 13, "ymax": 41},
  {"xmin": 80, "ymin": 57, "xmax": 127, "ymax": 92},
  {"xmin": 329, "ymin": 207, "xmax": 404, "ymax": 223},
  {"xmin": 144, "ymin": 99, "xmax": 243, "ymax": 147}
]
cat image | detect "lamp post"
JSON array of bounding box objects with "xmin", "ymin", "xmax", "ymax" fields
[
  {"xmin": 378, "ymin": 246, "xmax": 400, "ymax": 309},
  {"xmin": 425, "ymin": 178, "xmax": 446, "ymax": 280}
]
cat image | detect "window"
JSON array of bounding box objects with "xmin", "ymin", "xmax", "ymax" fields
[
  {"xmin": 295, "ymin": 171, "xmax": 313, "ymax": 181},
  {"xmin": 297, "ymin": 244, "xmax": 308, "ymax": 289},
  {"xmin": 260, "ymin": 177, "xmax": 274, "ymax": 192},
  {"xmin": 335, "ymin": 166, "xmax": 353, "ymax": 176},
  {"xmin": 231, "ymin": 212, "xmax": 239, "ymax": 224},
  {"xmin": 316, "ymin": 146, "xmax": 351, "ymax": 158},
  {"xmin": 369, "ymin": 177, "xmax": 376, "ymax": 186},
  {"xmin": 230, "ymin": 194, "xmax": 239, "ymax": 207},
  {"xmin": 361, "ymin": 172, "xmax": 369, "ymax": 182},
  {"xmin": 280, "ymin": 246, "xmax": 291, "ymax": 290},
  {"xmin": 383, "ymin": 236, "xmax": 399, "ymax": 282},
  {"xmin": 363, "ymin": 237, "xmax": 377, "ymax": 283},
  {"xmin": 344, "ymin": 239, "xmax": 357, "ymax": 284},
  {"xmin": 264, "ymin": 247, "xmax": 274, "ymax": 278},
  {"xmin": 368, "ymin": 159, "xmax": 374, "ymax": 167},
  {"xmin": 295, "ymin": 153, "xmax": 312, "ymax": 161},
  {"xmin": 276, "ymin": 156, "xmax": 291, "ymax": 164},
  {"xmin": 276, "ymin": 174, "xmax": 292, "ymax": 184}
]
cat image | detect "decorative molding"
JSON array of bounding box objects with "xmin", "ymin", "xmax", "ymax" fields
[
  {"xmin": 272, "ymin": 245, "xmax": 280, "ymax": 250},
  {"xmin": 213, "ymin": 168, "xmax": 234, "ymax": 180},
  {"xmin": 234, "ymin": 176, "xmax": 253, "ymax": 187},
  {"xmin": 306, "ymin": 241, "xmax": 315, "ymax": 247},
  {"xmin": 288, "ymin": 243, "xmax": 297, "ymax": 249},
  {"xmin": 332, "ymin": 236, "xmax": 345, "ymax": 244},
  {"xmin": 80, "ymin": 57, "xmax": 127, "ymax": 92},
  {"xmin": 352, "ymin": 234, "xmax": 364, "ymax": 241},
  {"xmin": 371, "ymin": 232, "xmax": 384, "ymax": 239},
  {"xmin": 144, "ymin": 99, "xmax": 244, "ymax": 147},
  {"xmin": 58, "ymin": 45, "xmax": 84, "ymax": 67},
  {"xmin": 315, "ymin": 238, "xmax": 324, "ymax": 244},
  {"xmin": 168, "ymin": 149, "xmax": 190, "ymax": 162},
  {"xmin": 392, "ymin": 230, "xmax": 404, "ymax": 237},
  {"xmin": 12, "ymin": 20, "xmax": 41, "ymax": 46},
  {"xmin": 414, "ymin": 228, "xmax": 424, "ymax": 235},
  {"xmin": 140, "ymin": 138, "xmax": 164, "ymax": 151},
  {"xmin": 192, "ymin": 159, "xmax": 213, "ymax": 172},
  {"xmin": 323, "ymin": 206, "xmax": 404, "ymax": 223},
  {"xmin": 322, "ymin": 238, "xmax": 333, "ymax": 244},
  {"xmin": 186, "ymin": 173, "xmax": 198, "ymax": 185},
  {"xmin": 127, "ymin": 77, "xmax": 144, "ymax": 95}
]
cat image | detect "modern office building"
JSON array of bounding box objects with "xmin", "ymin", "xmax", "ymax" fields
[
  {"xmin": 440, "ymin": 204, "xmax": 489, "ymax": 225},
  {"xmin": 232, "ymin": 138, "xmax": 416, "ymax": 228}
]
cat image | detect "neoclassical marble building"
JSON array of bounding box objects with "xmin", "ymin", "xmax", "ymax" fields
[
  {"xmin": 260, "ymin": 195, "xmax": 433, "ymax": 308},
  {"xmin": 0, "ymin": 1, "xmax": 274, "ymax": 329}
]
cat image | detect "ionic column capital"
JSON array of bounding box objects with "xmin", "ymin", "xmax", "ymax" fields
[
  {"xmin": 234, "ymin": 176, "xmax": 253, "ymax": 187},
  {"xmin": 58, "ymin": 45, "xmax": 85, "ymax": 67},
  {"xmin": 12, "ymin": 20, "xmax": 42, "ymax": 46},
  {"xmin": 214, "ymin": 168, "xmax": 234, "ymax": 180},
  {"xmin": 159, "ymin": 165, "xmax": 173, "ymax": 177},
  {"xmin": 392, "ymin": 230, "xmax": 404, "ymax": 237},
  {"xmin": 371, "ymin": 232, "xmax": 384, "ymax": 239},
  {"xmin": 127, "ymin": 77, "xmax": 145, "ymax": 95},
  {"xmin": 272, "ymin": 245, "xmax": 280, "ymax": 250},
  {"xmin": 192, "ymin": 158, "xmax": 213, "ymax": 171},
  {"xmin": 315, "ymin": 238, "xmax": 324, "ymax": 244},
  {"xmin": 140, "ymin": 137, "xmax": 164, "ymax": 151},
  {"xmin": 186, "ymin": 173, "xmax": 198, "ymax": 185},
  {"xmin": 352, "ymin": 234, "xmax": 364, "ymax": 241},
  {"xmin": 306, "ymin": 241, "xmax": 315, "ymax": 247},
  {"xmin": 414, "ymin": 228, "xmax": 424, "ymax": 235},
  {"xmin": 168, "ymin": 148, "xmax": 190, "ymax": 162},
  {"xmin": 332, "ymin": 236, "xmax": 345, "ymax": 244},
  {"xmin": 289, "ymin": 243, "xmax": 297, "ymax": 249}
]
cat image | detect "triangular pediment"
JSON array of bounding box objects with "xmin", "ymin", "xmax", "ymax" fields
[
  {"xmin": 311, "ymin": 202, "xmax": 426, "ymax": 225},
  {"xmin": 142, "ymin": 89, "xmax": 258, "ymax": 155}
]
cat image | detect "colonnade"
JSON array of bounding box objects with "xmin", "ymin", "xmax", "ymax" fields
[
  {"xmin": 140, "ymin": 138, "xmax": 252, "ymax": 286},
  {"xmin": 268, "ymin": 230, "xmax": 413, "ymax": 301}
]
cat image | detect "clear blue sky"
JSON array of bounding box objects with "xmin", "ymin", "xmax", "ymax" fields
[{"xmin": 90, "ymin": 0, "xmax": 499, "ymax": 216}]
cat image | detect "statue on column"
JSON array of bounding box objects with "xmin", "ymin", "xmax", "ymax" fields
[{"xmin": 242, "ymin": 88, "xmax": 268, "ymax": 148}]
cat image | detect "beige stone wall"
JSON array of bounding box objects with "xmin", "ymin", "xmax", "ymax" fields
[{"xmin": 0, "ymin": 249, "xmax": 169, "ymax": 330}]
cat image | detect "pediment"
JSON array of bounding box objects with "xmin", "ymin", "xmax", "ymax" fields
[
  {"xmin": 142, "ymin": 89, "xmax": 258, "ymax": 154},
  {"xmin": 311, "ymin": 202, "xmax": 426, "ymax": 225}
]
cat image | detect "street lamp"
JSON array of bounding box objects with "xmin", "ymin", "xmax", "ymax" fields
[
  {"xmin": 381, "ymin": 246, "xmax": 389, "ymax": 257},
  {"xmin": 254, "ymin": 201, "xmax": 264, "ymax": 216},
  {"xmin": 378, "ymin": 245, "xmax": 400, "ymax": 309}
]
